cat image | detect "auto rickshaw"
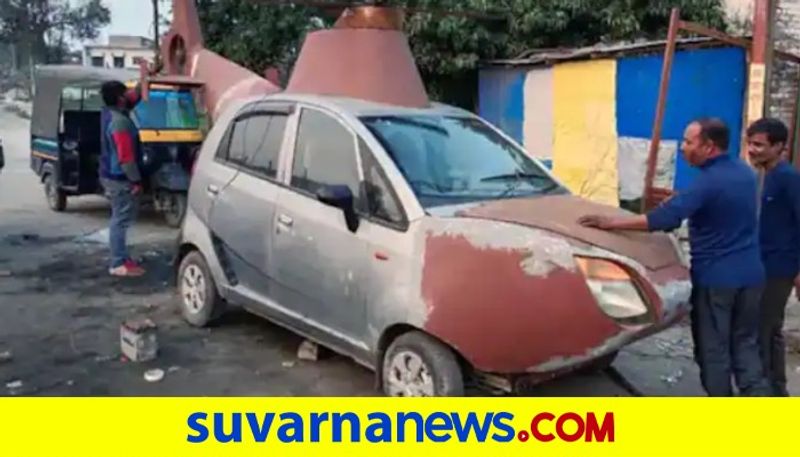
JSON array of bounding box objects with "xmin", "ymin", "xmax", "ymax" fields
[{"xmin": 29, "ymin": 65, "xmax": 205, "ymax": 227}]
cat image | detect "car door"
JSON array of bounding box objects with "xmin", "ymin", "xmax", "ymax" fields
[
  {"xmin": 270, "ymin": 106, "xmax": 371, "ymax": 341},
  {"xmin": 205, "ymin": 103, "xmax": 292, "ymax": 301}
]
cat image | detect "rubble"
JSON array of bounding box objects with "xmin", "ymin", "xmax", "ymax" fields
[
  {"xmin": 297, "ymin": 340, "xmax": 319, "ymax": 361},
  {"xmin": 144, "ymin": 369, "xmax": 165, "ymax": 383},
  {"xmin": 120, "ymin": 318, "xmax": 158, "ymax": 362},
  {"xmin": 0, "ymin": 350, "xmax": 12, "ymax": 363}
]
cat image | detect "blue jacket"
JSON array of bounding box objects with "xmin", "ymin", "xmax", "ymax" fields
[
  {"xmin": 647, "ymin": 154, "xmax": 764, "ymax": 288},
  {"xmin": 760, "ymin": 161, "xmax": 800, "ymax": 279},
  {"xmin": 100, "ymin": 107, "xmax": 141, "ymax": 182}
]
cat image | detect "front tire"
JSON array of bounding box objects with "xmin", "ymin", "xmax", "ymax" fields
[
  {"xmin": 382, "ymin": 331, "xmax": 464, "ymax": 397},
  {"xmin": 177, "ymin": 251, "xmax": 225, "ymax": 327},
  {"xmin": 44, "ymin": 174, "xmax": 67, "ymax": 212}
]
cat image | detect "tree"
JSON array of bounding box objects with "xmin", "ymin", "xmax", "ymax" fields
[
  {"xmin": 195, "ymin": 0, "xmax": 728, "ymax": 108},
  {"xmin": 196, "ymin": 0, "xmax": 329, "ymax": 84},
  {"xmin": 0, "ymin": 0, "xmax": 110, "ymax": 67}
]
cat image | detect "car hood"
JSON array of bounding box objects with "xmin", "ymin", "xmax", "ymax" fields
[{"xmin": 453, "ymin": 195, "xmax": 682, "ymax": 271}]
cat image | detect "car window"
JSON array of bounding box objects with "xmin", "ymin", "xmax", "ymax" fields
[
  {"xmin": 219, "ymin": 113, "xmax": 288, "ymax": 179},
  {"xmin": 362, "ymin": 115, "xmax": 565, "ymax": 208},
  {"xmin": 359, "ymin": 138, "xmax": 406, "ymax": 226},
  {"xmin": 290, "ymin": 108, "xmax": 359, "ymax": 198}
]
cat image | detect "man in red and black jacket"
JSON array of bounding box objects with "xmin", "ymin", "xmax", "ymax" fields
[{"xmin": 100, "ymin": 81, "xmax": 145, "ymax": 277}]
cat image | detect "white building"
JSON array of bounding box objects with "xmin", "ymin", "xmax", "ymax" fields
[{"xmin": 83, "ymin": 35, "xmax": 155, "ymax": 70}]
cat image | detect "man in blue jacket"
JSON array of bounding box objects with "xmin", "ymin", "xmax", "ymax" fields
[
  {"xmin": 100, "ymin": 80, "xmax": 145, "ymax": 277},
  {"xmin": 747, "ymin": 117, "xmax": 800, "ymax": 396},
  {"xmin": 579, "ymin": 118, "xmax": 769, "ymax": 396}
]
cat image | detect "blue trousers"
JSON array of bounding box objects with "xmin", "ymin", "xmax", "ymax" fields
[
  {"xmin": 103, "ymin": 179, "xmax": 139, "ymax": 268},
  {"xmin": 690, "ymin": 286, "xmax": 771, "ymax": 396}
]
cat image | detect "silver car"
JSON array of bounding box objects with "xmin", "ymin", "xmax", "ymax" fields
[{"xmin": 176, "ymin": 94, "xmax": 691, "ymax": 396}]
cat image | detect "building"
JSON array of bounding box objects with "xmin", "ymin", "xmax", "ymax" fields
[
  {"xmin": 723, "ymin": 0, "xmax": 800, "ymax": 136},
  {"xmin": 479, "ymin": 40, "xmax": 748, "ymax": 207},
  {"xmin": 83, "ymin": 35, "xmax": 155, "ymax": 70}
]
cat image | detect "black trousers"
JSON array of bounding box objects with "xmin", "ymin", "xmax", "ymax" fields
[
  {"xmin": 690, "ymin": 286, "xmax": 770, "ymax": 396},
  {"xmin": 759, "ymin": 277, "xmax": 793, "ymax": 397}
]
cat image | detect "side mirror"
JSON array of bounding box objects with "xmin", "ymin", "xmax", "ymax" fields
[{"xmin": 316, "ymin": 184, "xmax": 359, "ymax": 233}]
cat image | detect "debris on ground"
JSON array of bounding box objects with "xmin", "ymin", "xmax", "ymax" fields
[
  {"xmin": 282, "ymin": 361, "xmax": 296, "ymax": 369},
  {"xmin": 6, "ymin": 380, "xmax": 23, "ymax": 390},
  {"xmin": 93, "ymin": 354, "xmax": 115, "ymax": 363},
  {"xmin": 297, "ymin": 340, "xmax": 319, "ymax": 361},
  {"xmin": 167, "ymin": 366, "xmax": 180, "ymax": 373},
  {"xmin": 0, "ymin": 270, "xmax": 11, "ymax": 277},
  {"xmin": 660, "ymin": 369, "xmax": 684, "ymax": 386},
  {"xmin": 120, "ymin": 318, "xmax": 158, "ymax": 362},
  {"xmin": 144, "ymin": 369, "xmax": 165, "ymax": 383},
  {"xmin": 0, "ymin": 350, "xmax": 12, "ymax": 363},
  {"xmin": 76, "ymin": 228, "xmax": 109, "ymax": 245}
]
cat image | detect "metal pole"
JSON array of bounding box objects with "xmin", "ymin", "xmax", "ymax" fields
[
  {"xmin": 153, "ymin": 0, "xmax": 161, "ymax": 68},
  {"xmin": 641, "ymin": 8, "xmax": 680, "ymax": 213},
  {"xmin": 747, "ymin": 0, "xmax": 771, "ymax": 127}
]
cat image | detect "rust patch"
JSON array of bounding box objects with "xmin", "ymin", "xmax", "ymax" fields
[
  {"xmin": 422, "ymin": 232, "xmax": 621, "ymax": 374},
  {"xmin": 461, "ymin": 195, "xmax": 681, "ymax": 270}
]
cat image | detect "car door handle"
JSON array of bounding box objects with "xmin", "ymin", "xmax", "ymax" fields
[
  {"xmin": 206, "ymin": 184, "xmax": 219, "ymax": 197},
  {"xmin": 277, "ymin": 214, "xmax": 293, "ymax": 227}
]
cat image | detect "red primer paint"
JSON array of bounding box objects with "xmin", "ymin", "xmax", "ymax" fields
[{"xmin": 421, "ymin": 233, "xmax": 621, "ymax": 373}]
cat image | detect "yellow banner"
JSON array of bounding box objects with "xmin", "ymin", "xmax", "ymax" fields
[
  {"xmin": 0, "ymin": 398, "xmax": 796, "ymax": 456},
  {"xmin": 552, "ymin": 59, "xmax": 620, "ymax": 207}
]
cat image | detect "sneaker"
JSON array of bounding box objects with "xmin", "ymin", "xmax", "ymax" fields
[{"xmin": 109, "ymin": 260, "xmax": 146, "ymax": 277}]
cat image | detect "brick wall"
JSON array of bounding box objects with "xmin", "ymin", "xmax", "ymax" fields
[{"xmin": 769, "ymin": 0, "xmax": 800, "ymax": 127}]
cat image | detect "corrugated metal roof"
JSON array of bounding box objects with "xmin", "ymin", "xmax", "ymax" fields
[{"xmin": 484, "ymin": 37, "xmax": 742, "ymax": 67}]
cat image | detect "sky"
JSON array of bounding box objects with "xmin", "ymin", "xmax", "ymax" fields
[{"xmin": 91, "ymin": 0, "xmax": 172, "ymax": 44}]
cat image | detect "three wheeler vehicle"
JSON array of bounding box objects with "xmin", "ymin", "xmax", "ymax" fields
[{"xmin": 29, "ymin": 65, "xmax": 205, "ymax": 227}]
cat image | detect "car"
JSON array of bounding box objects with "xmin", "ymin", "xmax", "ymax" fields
[{"xmin": 174, "ymin": 92, "xmax": 692, "ymax": 397}]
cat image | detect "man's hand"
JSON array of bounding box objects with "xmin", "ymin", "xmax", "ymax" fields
[
  {"xmin": 793, "ymin": 274, "xmax": 800, "ymax": 301},
  {"xmin": 578, "ymin": 214, "xmax": 614, "ymax": 230},
  {"xmin": 131, "ymin": 183, "xmax": 142, "ymax": 195}
]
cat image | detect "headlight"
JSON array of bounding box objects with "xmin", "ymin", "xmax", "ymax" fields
[{"xmin": 575, "ymin": 257, "xmax": 650, "ymax": 323}]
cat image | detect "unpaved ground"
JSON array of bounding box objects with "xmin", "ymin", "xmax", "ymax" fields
[{"xmin": 2, "ymin": 107, "xmax": 798, "ymax": 397}]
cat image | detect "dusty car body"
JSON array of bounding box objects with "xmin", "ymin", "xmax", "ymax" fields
[{"xmin": 175, "ymin": 92, "xmax": 691, "ymax": 396}]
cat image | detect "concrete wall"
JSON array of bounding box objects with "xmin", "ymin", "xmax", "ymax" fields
[{"xmin": 84, "ymin": 48, "xmax": 154, "ymax": 70}]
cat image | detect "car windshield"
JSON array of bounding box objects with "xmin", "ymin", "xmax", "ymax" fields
[
  {"xmin": 361, "ymin": 115, "xmax": 564, "ymax": 208},
  {"xmin": 133, "ymin": 89, "xmax": 200, "ymax": 130}
]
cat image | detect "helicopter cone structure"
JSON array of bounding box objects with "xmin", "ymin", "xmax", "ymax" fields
[
  {"xmin": 286, "ymin": 6, "xmax": 430, "ymax": 108},
  {"xmin": 161, "ymin": 0, "xmax": 281, "ymax": 120}
]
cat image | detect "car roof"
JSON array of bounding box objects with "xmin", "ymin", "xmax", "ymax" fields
[{"xmin": 228, "ymin": 93, "xmax": 475, "ymax": 119}]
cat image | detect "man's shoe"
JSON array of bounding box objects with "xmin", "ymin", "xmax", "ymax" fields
[{"xmin": 109, "ymin": 260, "xmax": 146, "ymax": 277}]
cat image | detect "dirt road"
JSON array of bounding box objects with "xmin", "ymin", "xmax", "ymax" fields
[{"xmin": 1, "ymin": 106, "xmax": 798, "ymax": 397}]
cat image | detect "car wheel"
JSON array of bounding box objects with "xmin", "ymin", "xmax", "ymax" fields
[
  {"xmin": 44, "ymin": 174, "xmax": 67, "ymax": 212},
  {"xmin": 163, "ymin": 192, "xmax": 187, "ymax": 228},
  {"xmin": 177, "ymin": 251, "xmax": 225, "ymax": 327},
  {"xmin": 382, "ymin": 331, "xmax": 464, "ymax": 397}
]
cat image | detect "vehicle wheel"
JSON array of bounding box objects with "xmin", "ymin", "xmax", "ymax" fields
[
  {"xmin": 382, "ymin": 331, "xmax": 464, "ymax": 397},
  {"xmin": 163, "ymin": 192, "xmax": 187, "ymax": 228},
  {"xmin": 44, "ymin": 174, "xmax": 67, "ymax": 212},
  {"xmin": 177, "ymin": 251, "xmax": 225, "ymax": 327}
]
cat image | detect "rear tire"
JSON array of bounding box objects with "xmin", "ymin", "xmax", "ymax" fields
[
  {"xmin": 382, "ymin": 331, "xmax": 464, "ymax": 397},
  {"xmin": 177, "ymin": 251, "xmax": 225, "ymax": 327},
  {"xmin": 44, "ymin": 174, "xmax": 67, "ymax": 212},
  {"xmin": 162, "ymin": 192, "xmax": 187, "ymax": 228}
]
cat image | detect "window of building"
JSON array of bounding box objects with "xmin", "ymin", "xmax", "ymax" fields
[{"xmin": 113, "ymin": 56, "xmax": 125, "ymax": 68}]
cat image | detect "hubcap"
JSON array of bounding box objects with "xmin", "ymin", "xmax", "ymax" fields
[
  {"xmin": 386, "ymin": 351, "xmax": 435, "ymax": 397},
  {"xmin": 181, "ymin": 264, "xmax": 206, "ymax": 313}
]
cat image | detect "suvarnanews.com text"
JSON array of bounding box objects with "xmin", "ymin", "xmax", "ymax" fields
[{"xmin": 187, "ymin": 411, "xmax": 615, "ymax": 444}]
